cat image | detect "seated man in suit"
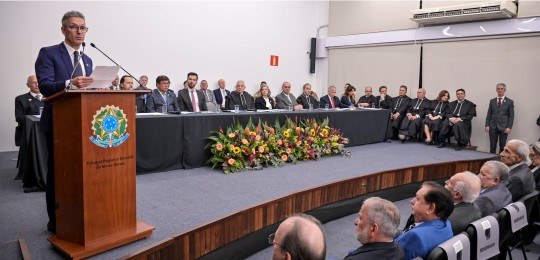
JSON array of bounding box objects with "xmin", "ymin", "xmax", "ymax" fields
[
  {"xmin": 399, "ymin": 88, "xmax": 430, "ymax": 142},
  {"xmin": 320, "ymin": 86, "xmax": 347, "ymax": 109},
  {"xmin": 15, "ymin": 75, "xmax": 44, "ymax": 147},
  {"xmin": 388, "ymin": 85, "xmax": 411, "ymax": 140},
  {"xmin": 444, "ymin": 171, "xmax": 482, "ymax": 235},
  {"xmin": 344, "ymin": 197, "xmax": 404, "ymax": 259},
  {"xmin": 145, "ymin": 75, "xmax": 180, "ymax": 113},
  {"xmin": 296, "ymin": 83, "xmax": 319, "ymax": 109},
  {"xmin": 119, "ymin": 75, "xmax": 134, "ymax": 90},
  {"xmin": 437, "ymin": 88, "xmax": 476, "ymax": 150},
  {"xmin": 275, "ymin": 82, "xmax": 303, "ymax": 110},
  {"xmin": 225, "ymin": 80, "xmax": 255, "ymax": 110},
  {"xmin": 177, "ymin": 72, "xmax": 207, "ymax": 112},
  {"xmin": 374, "ymin": 85, "xmax": 392, "ymax": 109},
  {"xmin": 501, "ymin": 139, "xmax": 535, "ymax": 201},
  {"xmin": 213, "ymin": 79, "xmax": 230, "ymax": 110},
  {"xmin": 396, "ymin": 181, "xmax": 454, "ymax": 260},
  {"xmin": 271, "ymin": 213, "xmax": 326, "ymax": 260},
  {"xmin": 475, "ymin": 160, "xmax": 513, "ymax": 217},
  {"xmin": 358, "ymin": 86, "xmax": 376, "ymax": 108},
  {"xmin": 200, "ymin": 80, "xmax": 218, "ymax": 112},
  {"xmin": 109, "ymin": 75, "xmax": 120, "ymax": 90},
  {"xmin": 135, "ymin": 75, "xmax": 150, "ymax": 113}
]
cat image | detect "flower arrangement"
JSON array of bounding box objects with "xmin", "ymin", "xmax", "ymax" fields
[{"xmin": 206, "ymin": 117, "xmax": 350, "ymax": 174}]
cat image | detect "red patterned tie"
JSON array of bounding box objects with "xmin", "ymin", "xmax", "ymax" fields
[
  {"xmin": 497, "ymin": 97, "xmax": 501, "ymax": 108},
  {"xmin": 330, "ymin": 97, "xmax": 335, "ymax": 108}
]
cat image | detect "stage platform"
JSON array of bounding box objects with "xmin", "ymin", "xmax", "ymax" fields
[{"xmin": 0, "ymin": 142, "xmax": 495, "ymax": 259}]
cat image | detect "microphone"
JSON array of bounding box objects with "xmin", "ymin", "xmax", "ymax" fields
[
  {"xmin": 68, "ymin": 42, "xmax": 86, "ymax": 90},
  {"xmin": 90, "ymin": 42, "xmax": 142, "ymax": 86}
]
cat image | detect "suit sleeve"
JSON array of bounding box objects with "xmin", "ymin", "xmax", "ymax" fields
[
  {"xmin": 474, "ymin": 196, "xmax": 494, "ymax": 217},
  {"xmin": 319, "ymin": 97, "xmax": 327, "ymax": 108},
  {"xmin": 15, "ymin": 96, "xmax": 25, "ymax": 124},
  {"xmin": 177, "ymin": 92, "xmax": 187, "ymax": 111},
  {"xmin": 459, "ymin": 102, "xmax": 476, "ymax": 121},
  {"xmin": 275, "ymin": 95, "xmax": 285, "ymax": 109},
  {"xmin": 507, "ymin": 99, "xmax": 514, "ymax": 129},
  {"xmin": 396, "ymin": 231, "xmax": 424, "ymax": 260},
  {"xmin": 485, "ymin": 100, "xmax": 493, "ymax": 127},
  {"xmin": 506, "ymin": 176, "xmax": 523, "ymax": 201},
  {"xmin": 145, "ymin": 94, "xmax": 156, "ymax": 112},
  {"xmin": 397, "ymin": 98, "xmax": 410, "ymax": 115},
  {"xmin": 200, "ymin": 93, "xmax": 208, "ymax": 111},
  {"xmin": 35, "ymin": 47, "xmax": 66, "ymax": 97},
  {"xmin": 172, "ymin": 93, "xmax": 180, "ymax": 112}
]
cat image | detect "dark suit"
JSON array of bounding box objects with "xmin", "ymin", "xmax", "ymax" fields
[
  {"xmin": 213, "ymin": 88, "xmax": 230, "ymax": 108},
  {"xmin": 177, "ymin": 88, "xmax": 207, "ymax": 112},
  {"xmin": 296, "ymin": 94, "xmax": 319, "ymax": 109},
  {"xmin": 506, "ymin": 163, "xmax": 535, "ymax": 201},
  {"xmin": 389, "ymin": 95, "xmax": 411, "ymax": 138},
  {"xmin": 343, "ymin": 241, "xmax": 404, "ymax": 260},
  {"xmin": 448, "ymin": 202, "xmax": 481, "ymax": 235},
  {"xmin": 35, "ymin": 42, "xmax": 93, "ymax": 233},
  {"xmin": 275, "ymin": 92, "xmax": 299, "ymax": 109},
  {"xmin": 400, "ymin": 98, "xmax": 431, "ymax": 139},
  {"xmin": 485, "ymin": 96, "xmax": 514, "ymax": 153},
  {"xmin": 375, "ymin": 95, "xmax": 392, "ymax": 109},
  {"xmin": 341, "ymin": 96, "xmax": 356, "ymax": 107},
  {"xmin": 395, "ymin": 219, "xmax": 453, "ymax": 260},
  {"xmin": 15, "ymin": 93, "xmax": 43, "ymax": 146},
  {"xmin": 134, "ymin": 86, "xmax": 150, "ymax": 113},
  {"xmin": 254, "ymin": 96, "xmax": 276, "ymax": 110},
  {"xmin": 533, "ymin": 167, "xmax": 540, "ymax": 191},
  {"xmin": 422, "ymin": 101, "xmax": 449, "ymax": 133},
  {"xmin": 320, "ymin": 95, "xmax": 347, "ymax": 108},
  {"xmin": 225, "ymin": 91, "xmax": 255, "ymax": 110},
  {"xmin": 358, "ymin": 95, "xmax": 376, "ymax": 107},
  {"xmin": 439, "ymin": 99, "xmax": 476, "ymax": 146},
  {"xmin": 474, "ymin": 184, "xmax": 513, "ymax": 217},
  {"xmin": 145, "ymin": 89, "xmax": 180, "ymax": 113}
]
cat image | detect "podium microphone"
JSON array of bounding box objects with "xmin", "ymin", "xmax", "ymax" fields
[
  {"xmin": 90, "ymin": 43, "xmax": 142, "ymax": 86},
  {"xmin": 68, "ymin": 42, "xmax": 86, "ymax": 90}
]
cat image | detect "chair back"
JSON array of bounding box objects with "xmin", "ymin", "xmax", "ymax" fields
[
  {"xmin": 426, "ymin": 233, "xmax": 470, "ymax": 260},
  {"xmin": 503, "ymin": 202, "xmax": 528, "ymax": 232},
  {"xmin": 467, "ymin": 215, "xmax": 500, "ymax": 259}
]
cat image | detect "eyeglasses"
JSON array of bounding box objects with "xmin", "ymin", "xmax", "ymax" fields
[
  {"xmin": 530, "ymin": 153, "xmax": 538, "ymax": 159},
  {"xmin": 268, "ymin": 233, "xmax": 287, "ymax": 251},
  {"xmin": 65, "ymin": 25, "xmax": 89, "ymax": 32}
]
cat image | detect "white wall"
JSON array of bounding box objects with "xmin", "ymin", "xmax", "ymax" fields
[{"xmin": 0, "ymin": 1, "xmax": 328, "ymax": 152}]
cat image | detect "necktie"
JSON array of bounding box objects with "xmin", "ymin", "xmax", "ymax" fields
[
  {"xmin": 395, "ymin": 97, "xmax": 402, "ymax": 110},
  {"xmin": 497, "ymin": 97, "xmax": 502, "ymax": 108},
  {"xmin": 190, "ymin": 91, "xmax": 198, "ymax": 112},
  {"xmin": 36, "ymin": 94, "xmax": 42, "ymax": 101},
  {"xmin": 72, "ymin": 51, "xmax": 83, "ymax": 78},
  {"xmin": 240, "ymin": 93, "xmax": 246, "ymax": 109},
  {"xmin": 330, "ymin": 96, "xmax": 335, "ymax": 108},
  {"xmin": 163, "ymin": 92, "xmax": 168, "ymax": 107},
  {"xmin": 286, "ymin": 94, "xmax": 292, "ymax": 104},
  {"xmin": 221, "ymin": 90, "xmax": 226, "ymax": 106},
  {"xmin": 305, "ymin": 94, "xmax": 311, "ymax": 106}
]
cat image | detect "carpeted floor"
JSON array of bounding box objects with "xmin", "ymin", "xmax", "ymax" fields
[{"xmin": 0, "ymin": 142, "xmax": 495, "ymax": 259}]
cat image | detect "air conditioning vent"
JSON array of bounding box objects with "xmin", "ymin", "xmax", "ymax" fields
[{"xmin": 411, "ymin": 1, "xmax": 517, "ymax": 25}]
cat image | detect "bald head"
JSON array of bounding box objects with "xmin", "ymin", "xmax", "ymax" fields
[
  {"xmin": 26, "ymin": 75, "xmax": 39, "ymax": 94},
  {"xmin": 445, "ymin": 171, "xmax": 481, "ymax": 203},
  {"xmin": 273, "ymin": 214, "xmax": 326, "ymax": 260}
]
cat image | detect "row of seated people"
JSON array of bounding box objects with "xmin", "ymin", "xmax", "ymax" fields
[{"xmin": 269, "ymin": 139, "xmax": 540, "ymax": 260}]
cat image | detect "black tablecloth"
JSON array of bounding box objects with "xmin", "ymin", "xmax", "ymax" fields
[{"xmin": 16, "ymin": 109, "xmax": 390, "ymax": 188}]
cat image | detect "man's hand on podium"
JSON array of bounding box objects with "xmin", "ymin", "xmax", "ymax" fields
[{"xmin": 72, "ymin": 76, "xmax": 94, "ymax": 88}]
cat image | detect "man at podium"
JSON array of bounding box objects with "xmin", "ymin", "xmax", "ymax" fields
[{"xmin": 34, "ymin": 10, "xmax": 94, "ymax": 233}]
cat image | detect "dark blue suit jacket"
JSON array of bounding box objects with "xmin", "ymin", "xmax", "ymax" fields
[
  {"xmin": 395, "ymin": 219, "xmax": 453, "ymax": 260},
  {"xmin": 35, "ymin": 42, "xmax": 93, "ymax": 132},
  {"xmin": 320, "ymin": 95, "xmax": 347, "ymax": 108},
  {"xmin": 213, "ymin": 88, "xmax": 230, "ymax": 107}
]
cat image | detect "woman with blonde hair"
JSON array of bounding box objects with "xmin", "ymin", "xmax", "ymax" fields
[{"xmin": 254, "ymin": 83, "xmax": 276, "ymax": 110}]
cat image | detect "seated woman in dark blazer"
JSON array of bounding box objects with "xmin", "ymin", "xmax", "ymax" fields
[
  {"xmin": 423, "ymin": 90, "xmax": 450, "ymax": 144},
  {"xmin": 340, "ymin": 85, "xmax": 357, "ymax": 107},
  {"xmin": 254, "ymin": 83, "xmax": 276, "ymax": 110}
]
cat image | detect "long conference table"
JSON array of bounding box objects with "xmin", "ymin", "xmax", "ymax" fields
[{"xmin": 15, "ymin": 108, "xmax": 391, "ymax": 191}]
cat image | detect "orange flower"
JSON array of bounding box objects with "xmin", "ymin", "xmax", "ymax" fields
[
  {"xmin": 255, "ymin": 135, "xmax": 261, "ymax": 141},
  {"xmin": 281, "ymin": 154, "xmax": 288, "ymax": 161},
  {"xmin": 228, "ymin": 133, "xmax": 235, "ymax": 138},
  {"xmin": 296, "ymin": 141, "xmax": 302, "ymax": 146},
  {"xmin": 242, "ymin": 138, "xmax": 249, "ymax": 145},
  {"xmin": 228, "ymin": 158, "xmax": 235, "ymax": 165},
  {"xmin": 216, "ymin": 143, "xmax": 223, "ymax": 151},
  {"xmin": 295, "ymin": 127, "xmax": 301, "ymax": 135},
  {"xmin": 269, "ymin": 128, "xmax": 275, "ymax": 135},
  {"xmin": 244, "ymin": 127, "xmax": 250, "ymax": 135},
  {"xmin": 252, "ymin": 148, "xmax": 256, "ymax": 155},
  {"xmin": 286, "ymin": 148, "xmax": 292, "ymax": 154},
  {"xmin": 277, "ymin": 140, "xmax": 283, "ymax": 145},
  {"xmin": 258, "ymin": 146, "xmax": 265, "ymax": 153}
]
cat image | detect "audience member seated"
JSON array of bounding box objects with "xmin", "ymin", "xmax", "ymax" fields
[
  {"xmin": 437, "ymin": 89, "xmax": 476, "ymax": 151},
  {"xmin": 119, "ymin": 75, "xmax": 133, "ymax": 90},
  {"xmin": 388, "ymin": 85, "xmax": 411, "ymax": 140},
  {"xmin": 109, "ymin": 75, "xmax": 120, "ymax": 90},
  {"xmin": 270, "ymin": 213, "xmax": 326, "ymax": 260},
  {"xmin": 423, "ymin": 90, "xmax": 450, "ymax": 145},
  {"xmin": 15, "ymin": 75, "xmax": 44, "ymax": 146},
  {"xmin": 320, "ymin": 86, "xmax": 347, "ymax": 109},
  {"xmin": 275, "ymin": 82, "xmax": 303, "ymax": 110},
  {"xmin": 296, "ymin": 83, "xmax": 319, "ymax": 109},
  {"xmin": 213, "ymin": 79, "xmax": 230, "ymax": 110},
  {"xmin": 374, "ymin": 85, "xmax": 392, "ymax": 109},
  {"xmin": 358, "ymin": 86, "xmax": 376, "ymax": 108},
  {"xmin": 200, "ymin": 79, "xmax": 218, "ymax": 112},
  {"xmin": 475, "ymin": 160, "xmax": 512, "ymax": 217},
  {"xmin": 145, "ymin": 75, "xmax": 180, "ymax": 113},
  {"xmin": 501, "ymin": 139, "xmax": 535, "ymax": 201},
  {"xmin": 254, "ymin": 83, "xmax": 276, "ymax": 110},
  {"xmin": 225, "ymin": 80, "xmax": 255, "ymax": 110},
  {"xmin": 344, "ymin": 197, "xmax": 404, "ymax": 259},
  {"xmin": 444, "ymin": 171, "xmax": 482, "ymax": 235},
  {"xmin": 340, "ymin": 85, "xmax": 357, "ymax": 107},
  {"xmin": 399, "ymin": 88, "xmax": 430, "ymax": 143},
  {"xmin": 531, "ymin": 142, "xmax": 540, "ymax": 190},
  {"xmin": 178, "ymin": 72, "xmax": 207, "ymax": 112},
  {"xmin": 395, "ymin": 181, "xmax": 454, "ymax": 260},
  {"xmin": 135, "ymin": 75, "xmax": 150, "ymax": 113}
]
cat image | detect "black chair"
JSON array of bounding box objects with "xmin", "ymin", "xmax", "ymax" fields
[
  {"xmin": 505, "ymin": 190, "xmax": 540, "ymax": 259},
  {"xmin": 465, "ymin": 214, "xmax": 501, "ymax": 260},
  {"xmin": 426, "ymin": 246, "xmax": 448, "ymax": 260}
]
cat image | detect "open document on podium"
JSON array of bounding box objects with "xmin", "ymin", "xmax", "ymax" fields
[{"xmin": 83, "ymin": 66, "xmax": 120, "ymax": 89}]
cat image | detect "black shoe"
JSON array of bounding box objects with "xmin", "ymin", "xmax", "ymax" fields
[
  {"xmin": 455, "ymin": 143, "xmax": 466, "ymax": 151},
  {"xmin": 47, "ymin": 221, "xmax": 56, "ymax": 233},
  {"xmin": 437, "ymin": 143, "xmax": 446, "ymax": 148}
]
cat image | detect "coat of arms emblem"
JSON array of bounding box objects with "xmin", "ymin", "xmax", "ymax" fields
[{"xmin": 90, "ymin": 105, "xmax": 129, "ymax": 148}]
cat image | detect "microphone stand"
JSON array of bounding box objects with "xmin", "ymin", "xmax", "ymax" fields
[{"xmin": 90, "ymin": 43, "xmax": 142, "ymax": 87}]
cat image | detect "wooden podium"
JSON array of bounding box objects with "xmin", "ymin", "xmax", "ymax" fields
[{"xmin": 46, "ymin": 90, "xmax": 154, "ymax": 259}]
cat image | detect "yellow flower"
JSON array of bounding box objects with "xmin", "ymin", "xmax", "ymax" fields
[
  {"xmin": 233, "ymin": 147, "xmax": 241, "ymax": 154},
  {"xmin": 228, "ymin": 133, "xmax": 235, "ymax": 138},
  {"xmin": 281, "ymin": 154, "xmax": 288, "ymax": 161},
  {"xmin": 228, "ymin": 158, "xmax": 235, "ymax": 165},
  {"xmin": 284, "ymin": 130, "xmax": 290, "ymax": 138},
  {"xmin": 242, "ymin": 138, "xmax": 249, "ymax": 145},
  {"xmin": 229, "ymin": 145, "xmax": 235, "ymax": 151},
  {"xmin": 309, "ymin": 129, "xmax": 316, "ymax": 137},
  {"xmin": 286, "ymin": 148, "xmax": 292, "ymax": 154},
  {"xmin": 216, "ymin": 143, "xmax": 223, "ymax": 151},
  {"xmin": 258, "ymin": 146, "xmax": 265, "ymax": 153}
]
